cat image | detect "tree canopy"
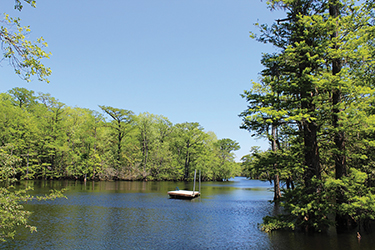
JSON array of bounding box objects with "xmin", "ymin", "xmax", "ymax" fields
[
  {"xmin": 0, "ymin": 89, "xmax": 241, "ymax": 182},
  {"xmin": 240, "ymin": 0, "xmax": 375, "ymax": 232}
]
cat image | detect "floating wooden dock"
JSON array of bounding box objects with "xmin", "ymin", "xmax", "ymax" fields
[
  {"xmin": 168, "ymin": 190, "xmax": 200, "ymax": 199},
  {"xmin": 168, "ymin": 169, "xmax": 201, "ymax": 199}
]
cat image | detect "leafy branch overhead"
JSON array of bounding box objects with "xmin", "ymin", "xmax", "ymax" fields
[
  {"xmin": 14, "ymin": 0, "xmax": 37, "ymax": 11},
  {"xmin": 1, "ymin": 2, "xmax": 51, "ymax": 82},
  {"xmin": 0, "ymin": 1, "xmax": 54, "ymax": 242}
]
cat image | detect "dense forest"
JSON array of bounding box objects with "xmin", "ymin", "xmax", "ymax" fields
[
  {"xmin": 240, "ymin": 0, "xmax": 375, "ymax": 232},
  {"xmin": 0, "ymin": 88, "xmax": 241, "ymax": 182},
  {"xmin": 0, "ymin": 1, "xmax": 245, "ymax": 240},
  {"xmin": 3, "ymin": 0, "xmax": 375, "ymax": 242}
]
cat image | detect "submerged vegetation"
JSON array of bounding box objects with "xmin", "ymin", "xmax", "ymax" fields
[{"xmin": 240, "ymin": 0, "xmax": 375, "ymax": 232}]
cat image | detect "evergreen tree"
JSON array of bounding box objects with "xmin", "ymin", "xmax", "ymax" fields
[{"xmin": 242, "ymin": 0, "xmax": 375, "ymax": 231}]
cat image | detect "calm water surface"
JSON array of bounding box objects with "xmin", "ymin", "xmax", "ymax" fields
[{"xmin": 1, "ymin": 177, "xmax": 374, "ymax": 249}]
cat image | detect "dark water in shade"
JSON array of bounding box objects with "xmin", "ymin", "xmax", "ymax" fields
[{"xmin": 1, "ymin": 177, "xmax": 374, "ymax": 249}]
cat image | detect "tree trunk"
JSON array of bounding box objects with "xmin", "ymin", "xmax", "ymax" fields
[
  {"xmin": 274, "ymin": 174, "xmax": 281, "ymax": 201},
  {"xmin": 302, "ymin": 115, "xmax": 320, "ymax": 189},
  {"xmin": 184, "ymin": 148, "xmax": 190, "ymax": 180},
  {"xmin": 142, "ymin": 135, "xmax": 148, "ymax": 173},
  {"xmin": 294, "ymin": 19, "xmax": 321, "ymax": 190},
  {"xmin": 271, "ymin": 124, "xmax": 281, "ymax": 200},
  {"xmin": 26, "ymin": 148, "xmax": 29, "ymax": 180},
  {"xmin": 330, "ymin": 0, "xmax": 346, "ymax": 180},
  {"xmin": 92, "ymin": 128, "xmax": 97, "ymax": 180},
  {"xmin": 117, "ymin": 126, "xmax": 122, "ymax": 166},
  {"xmin": 330, "ymin": 0, "xmax": 354, "ymax": 232}
]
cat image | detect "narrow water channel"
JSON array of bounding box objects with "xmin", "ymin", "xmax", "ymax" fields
[{"xmin": 1, "ymin": 177, "xmax": 374, "ymax": 249}]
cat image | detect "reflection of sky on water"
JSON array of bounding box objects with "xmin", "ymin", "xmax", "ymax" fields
[
  {"xmin": 202, "ymin": 177, "xmax": 273, "ymax": 201},
  {"xmin": 2, "ymin": 177, "xmax": 275, "ymax": 249},
  {"xmin": 2, "ymin": 177, "xmax": 373, "ymax": 250}
]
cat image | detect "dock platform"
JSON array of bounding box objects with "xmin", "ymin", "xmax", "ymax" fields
[{"xmin": 168, "ymin": 190, "xmax": 200, "ymax": 199}]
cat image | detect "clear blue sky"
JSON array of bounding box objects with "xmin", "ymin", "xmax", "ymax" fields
[{"xmin": 1, "ymin": 0, "xmax": 283, "ymax": 161}]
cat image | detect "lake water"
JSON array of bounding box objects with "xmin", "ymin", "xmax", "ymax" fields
[{"xmin": 1, "ymin": 177, "xmax": 374, "ymax": 249}]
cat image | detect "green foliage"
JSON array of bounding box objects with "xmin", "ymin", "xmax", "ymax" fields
[
  {"xmin": 0, "ymin": 88, "xmax": 240, "ymax": 182},
  {"xmin": 0, "ymin": 185, "xmax": 36, "ymax": 241},
  {"xmin": 241, "ymin": 0, "xmax": 375, "ymax": 232},
  {"xmin": 0, "ymin": 144, "xmax": 65, "ymax": 241},
  {"xmin": 261, "ymin": 215, "xmax": 296, "ymax": 233},
  {"xmin": 326, "ymin": 169, "xmax": 375, "ymax": 222},
  {"xmin": 0, "ymin": 13, "xmax": 51, "ymax": 82}
]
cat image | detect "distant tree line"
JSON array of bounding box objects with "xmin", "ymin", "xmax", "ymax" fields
[{"xmin": 0, "ymin": 88, "xmax": 241, "ymax": 182}]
